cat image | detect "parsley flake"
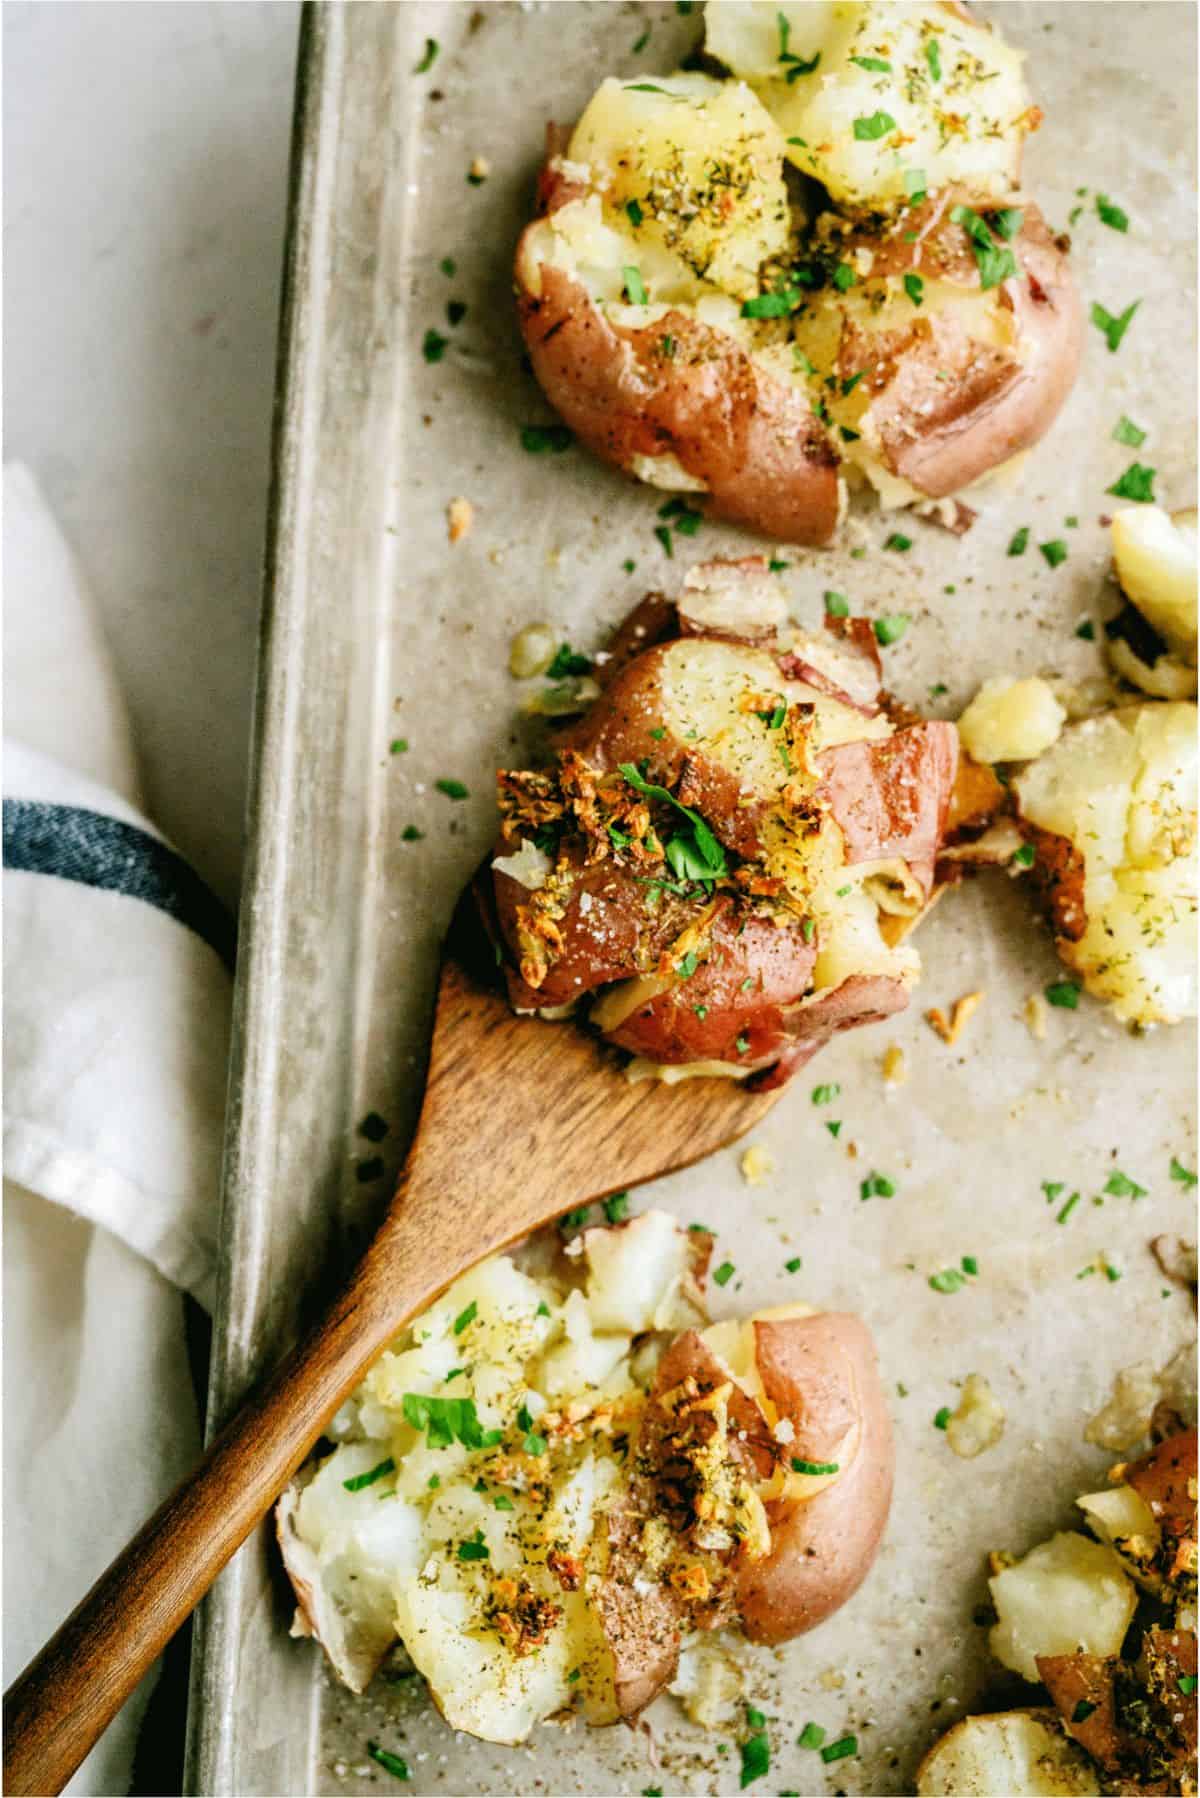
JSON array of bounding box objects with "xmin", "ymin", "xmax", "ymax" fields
[
  {"xmin": 343, "ymin": 1457, "xmax": 395, "ymax": 1492},
  {"xmin": 1107, "ymin": 462, "xmax": 1156, "ymax": 503}
]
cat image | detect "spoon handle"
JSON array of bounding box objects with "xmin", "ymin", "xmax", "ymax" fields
[{"xmin": 2, "ymin": 1171, "xmax": 455, "ymax": 1798}]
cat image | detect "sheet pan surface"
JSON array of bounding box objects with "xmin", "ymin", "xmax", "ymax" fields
[{"xmin": 187, "ymin": 4, "xmax": 1198, "ymax": 1792}]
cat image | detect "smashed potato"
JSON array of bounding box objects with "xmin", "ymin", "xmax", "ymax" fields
[
  {"xmin": 487, "ymin": 560, "xmax": 957, "ymax": 1086},
  {"xmin": 279, "ymin": 1212, "xmax": 894, "ymax": 1745},
  {"xmin": 515, "ymin": 2, "xmax": 1079, "ymax": 540}
]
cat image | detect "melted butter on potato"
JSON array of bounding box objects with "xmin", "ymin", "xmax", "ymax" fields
[
  {"xmin": 568, "ymin": 74, "xmax": 791, "ymax": 301},
  {"xmin": 1015, "ymin": 701, "xmax": 1198, "ymax": 1025},
  {"xmin": 706, "ymin": 1, "xmax": 1034, "ymax": 212}
]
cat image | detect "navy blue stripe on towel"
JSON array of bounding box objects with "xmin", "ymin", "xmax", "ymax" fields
[{"xmin": 3, "ymin": 799, "xmax": 236, "ymax": 972}]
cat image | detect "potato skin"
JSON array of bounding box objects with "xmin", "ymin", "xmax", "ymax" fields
[
  {"xmin": 817, "ymin": 723, "xmax": 960, "ymax": 891},
  {"xmin": 735, "ymin": 1313, "xmax": 894, "ymax": 1643},
  {"xmin": 517, "ymin": 260, "xmax": 843, "ymax": 545},
  {"xmin": 831, "ymin": 198, "xmax": 1083, "ymax": 499},
  {"xmin": 601, "ymin": 1310, "xmax": 894, "ymax": 1712}
]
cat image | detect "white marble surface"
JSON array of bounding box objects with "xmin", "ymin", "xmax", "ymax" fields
[{"xmin": 5, "ymin": 0, "xmax": 301, "ymax": 907}]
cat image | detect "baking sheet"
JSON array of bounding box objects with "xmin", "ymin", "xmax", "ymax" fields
[{"xmin": 186, "ymin": 3, "xmax": 1198, "ymax": 1793}]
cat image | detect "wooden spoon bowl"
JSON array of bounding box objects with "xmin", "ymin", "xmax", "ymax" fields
[{"xmin": 3, "ymin": 898, "xmax": 778, "ymax": 1795}]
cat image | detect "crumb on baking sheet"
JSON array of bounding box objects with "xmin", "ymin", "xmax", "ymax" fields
[
  {"xmin": 447, "ymin": 496, "xmax": 474, "ymax": 543},
  {"xmin": 882, "ymin": 1044, "xmax": 907, "ymax": 1086},
  {"xmin": 1023, "ymin": 992, "xmax": 1048, "ymax": 1040},
  {"xmin": 740, "ymin": 1144, "xmax": 774, "ymax": 1187},
  {"xmin": 927, "ymin": 991, "xmax": 985, "ymax": 1046},
  {"xmin": 945, "ymin": 1374, "xmax": 1006, "ymax": 1459}
]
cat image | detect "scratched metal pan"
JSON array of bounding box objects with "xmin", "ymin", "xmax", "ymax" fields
[{"xmin": 184, "ymin": 3, "xmax": 1197, "ymax": 1792}]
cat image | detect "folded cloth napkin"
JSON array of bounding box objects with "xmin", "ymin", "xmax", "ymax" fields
[{"xmin": 3, "ymin": 464, "xmax": 235, "ymax": 1794}]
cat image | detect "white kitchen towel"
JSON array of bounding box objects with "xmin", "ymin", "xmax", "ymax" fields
[{"xmin": 3, "ymin": 462, "xmax": 235, "ymax": 1794}]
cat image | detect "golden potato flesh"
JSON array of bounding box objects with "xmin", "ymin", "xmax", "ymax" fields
[
  {"xmin": 705, "ymin": 0, "xmax": 1034, "ymax": 211},
  {"xmin": 568, "ymin": 73, "xmax": 791, "ymax": 301},
  {"xmin": 916, "ymin": 1710, "xmax": 1101, "ymax": 1797}
]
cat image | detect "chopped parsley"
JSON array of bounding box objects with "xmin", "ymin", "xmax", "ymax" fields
[
  {"xmin": 546, "ymin": 643, "xmax": 592, "ymax": 679},
  {"xmin": 1008, "ymin": 526, "xmax": 1030, "ymax": 556},
  {"xmin": 1107, "ymin": 462, "xmax": 1156, "ymax": 503},
  {"xmin": 874, "ymin": 613, "xmax": 910, "ymax": 645},
  {"xmin": 655, "ymin": 525, "xmax": 674, "ymax": 558},
  {"xmin": 439, "ymin": 256, "xmax": 456, "ymax": 278},
  {"xmin": 457, "ymin": 1529, "xmax": 490, "ymax": 1562},
  {"xmin": 1180, "ymin": 1675, "xmax": 1199, "ymax": 1696},
  {"xmin": 559, "ymin": 1205, "xmax": 591, "ymax": 1231},
  {"xmin": 826, "ymin": 1120, "xmax": 842, "ymax": 1138},
  {"xmin": 883, "ymin": 531, "xmax": 912, "ymax": 552},
  {"xmin": 631, "ymin": 26, "xmax": 650, "ymax": 52},
  {"xmin": 435, "ymin": 777, "xmax": 469, "ymax": 800},
  {"xmin": 904, "ymin": 272, "xmax": 925, "ymax": 306},
  {"xmin": 852, "ymin": 54, "xmax": 891, "ymax": 71},
  {"xmin": 713, "ymin": 1261, "xmax": 736, "ymax": 1286},
  {"xmin": 904, "ymin": 166, "xmax": 928, "ymax": 203},
  {"xmin": 1042, "ymin": 1181, "xmax": 1065, "ymax": 1203},
  {"xmin": 853, "ymin": 110, "xmax": 897, "ymax": 140},
  {"xmin": 1045, "ymin": 979, "xmax": 1081, "ymax": 1008},
  {"xmin": 1056, "ymin": 1191, "xmax": 1081, "ymax": 1224},
  {"xmin": 521, "ymin": 424, "xmax": 573, "ymax": 453},
  {"xmin": 1091, "ymin": 299, "xmax": 1140, "ymax": 353},
  {"xmin": 741, "ymin": 287, "xmax": 804, "ymax": 319},
  {"xmin": 860, "ymin": 1172, "xmax": 895, "ymax": 1199},
  {"xmin": 368, "ymin": 1741, "xmax": 411, "ymax": 1781},
  {"xmin": 389, "ymin": 737, "xmax": 408, "ymax": 755},
  {"xmin": 990, "ymin": 207, "xmax": 1024, "ymax": 241},
  {"xmin": 1113, "ymin": 415, "xmax": 1146, "ymax": 447},
  {"xmin": 791, "ymin": 1457, "xmax": 839, "ymax": 1475},
  {"xmin": 821, "ymin": 1735, "xmax": 858, "ymax": 1764},
  {"xmin": 929, "ymin": 1268, "xmax": 967, "ymax": 1294},
  {"xmin": 798, "ymin": 1722, "xmax": 826, "ymax": 1750},
  {"xmin": 951, "ymin": 203, "xmax": 1018, "ymax": 289},
  {"xmin": 603, "ymin": 1191, "xmax": 630, "ymax": 1223},
  {"xmin": 924, "ymin": 37, "xmax": 941, "ymax": 81},
  {"xmin": 523, "ymin": 1430, "xmax": 548, "ymax": 1456},
  {"xmin": 446, "ymin": 299, "xmax": 467, "ymax": 326},
  {"xmin": 934, "ymin": 1406, "xmax": 952, "ymax": 1429},
  {"xmin": 618, "ymin": 762, "xmax": 726, "ymax": 882},
  {"xmin": 1104, "ymin": 1170, "xmax": 1147, "ymax": 1199},
  {"xmin": 1076, "ymin": 619, "xmax": 1096, "ymax": 640},
  {"xmin": 1040, "ymin": 539, "xmax": 1069, "ymax": 568},
  {"xmin": 1170, "ymin": 1157, "xmax": 1198, "ymax": 1187},
  {"xmin": 812, "ymin": 1083, "xmax": 840, "ymax": 1105},
  {"xmin": 962, "ymin": 1254, "xmax": 979, "ymax": 1276},
  {"xmin": 1095, "ymin": 193, "xmax": 1129, "ymax": 233},
  {"xmin": 1012, "ymin": 843, "xmax": 1035, "ymax": 868},
  {"xmin": 401, "ymin": 825, "xmax": 424, "ymax": 842},
  {"xmin": 453, "ymin": 1300, "xmax": 478, "ymax": 1335},
  {"xmin": 343, "ymin": 1457, "xmax": 395, "ymax": 1492},
  {"xmin": 402, "ymin": 1394, "xmax": 501, "ymax": 1451},
  {"xmin": 824, "ymin": 590, "xmax": 849, "ymax": 617},
  {"xmin": 1072, "ymin": 1700, "xmax": 1098, "ymax": 1723},
  {"xmin": 422, "ymin": 328, "xmax": 449, "ymax": 363},
  {"xmin": 622, "ymin": 266, "xmax": 648, "ymax": 305},
  {"xmin": 832, "ymin": 262, "xmax": 857, "ymax": 291},
  {"xmin": 739, "ymin": 1729, "xmax": 769, "ymax": 1788},
  {"xmin": 413, "ymin": 38, "xmax": 438, "ymax": 72},
  {"xmin": 625, "ymin": 198, "xmax": 644, "ymax": 228},
  {"xmin": 785, "ymin": 1255, "xmax": 802, "ymax": 1272},
  {"xmin": 658, "ymin": 495, "xmax": 702, "ymax": 535}
]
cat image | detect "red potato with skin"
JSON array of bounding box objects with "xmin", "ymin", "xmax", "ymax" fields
[
  {"xmin": 515, "ymin": 24, "xmax": 1081, "ymax": 543},
  {"xmin": 491, "ymin": 561, "xmax": 957, "ymax": 1084},
  {"xmin": 601, "ymin": 1305, "xmax": 894, "ymax": 1705},
  {"xmin": 806, "ymin": 197, "xmax": 1083, "ymax": 502}
]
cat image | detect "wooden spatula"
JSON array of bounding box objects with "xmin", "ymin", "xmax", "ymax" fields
[{"xmin": 3, "ymin": 904, "xmax": 778, "ymax": 1796}]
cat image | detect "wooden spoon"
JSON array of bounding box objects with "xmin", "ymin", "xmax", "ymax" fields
[{"xmin": 3, "ymin": 899, "xmax": 778, "ymax": 1796}]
